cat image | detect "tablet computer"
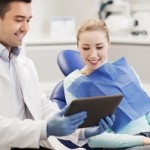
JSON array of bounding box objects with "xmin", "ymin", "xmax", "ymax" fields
[{"xmin": 64, "ymin": 94, "xmax": 123, "ymax": 128}]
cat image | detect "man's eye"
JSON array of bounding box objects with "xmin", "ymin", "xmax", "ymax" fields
[
  {"xmin": 27, "ymin": 19, "xmax": 31, "ymax": 23},
  {"xmin": 16, "ymin": 19, "xmax": 22, "ymax": 22}
]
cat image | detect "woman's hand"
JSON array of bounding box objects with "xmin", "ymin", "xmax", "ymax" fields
[
  {"xmin": 143, "ymin": 137, "xmax": 150, "ymax": 145},
  {"xmin": 84, "ymin": 114, "xmax": 115, "ymax": 139}
]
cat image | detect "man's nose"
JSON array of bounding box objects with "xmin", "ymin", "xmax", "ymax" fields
[{"xmin": 21, "ymin": 22, "xmax": 29, "ymax": 32}]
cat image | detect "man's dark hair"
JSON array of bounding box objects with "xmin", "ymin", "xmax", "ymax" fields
[{"xmin": 0, "ymin": 0, "xmax": 31, "ymax": 18}]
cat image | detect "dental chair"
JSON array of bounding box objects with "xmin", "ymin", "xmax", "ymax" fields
[
  {"xmin": 50, "ymin": 49, "xmax": 101, "ymax": 150},
  {"xmin": 57, "ymin": 49, "xmax": 84, "ymax": 76},
  {"xmin": 50, "ymin": 50, "xmax": 150, "ymax": 150},
  {"xmin": 50, "ymin": 49, "xmax": 83, "ymax": 109}
]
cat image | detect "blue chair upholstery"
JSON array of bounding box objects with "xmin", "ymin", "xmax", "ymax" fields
[
  {"xmin": 50, "ymin": 49, "xmax": 101, "ymax": 150},
  {"xmin": 57, "ymin": 49, "xmax": 84, "ymax": 76},
  {"xmin": 50, "ymin": 81, "xmax": 65, "ymax": 109}
]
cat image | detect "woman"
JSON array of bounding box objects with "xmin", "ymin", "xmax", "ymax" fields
[{"xmin": 64, "ymin": 18, "xmax": 150, "ymax": 149}]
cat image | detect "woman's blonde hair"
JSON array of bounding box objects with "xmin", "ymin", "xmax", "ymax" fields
[{"xmin": 76, "ymin": 18, "xmax": 109, "ymax": 45}]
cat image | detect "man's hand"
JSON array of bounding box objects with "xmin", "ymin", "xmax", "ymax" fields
[
  {"xmin": 47, "ymin": 106, "xmax": 87, "ymax": 137},
  {"xmin": 84, "ymin": 114, "xmax": 115, "ymax": 138}
]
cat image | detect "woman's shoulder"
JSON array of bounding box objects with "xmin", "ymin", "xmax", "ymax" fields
[
  {"xmin": 64, "ymin": 69, "xmax": 82, "ymax": 85},
  {"xmin": 65, "ymin": 69, "xmax": 82, "ymax": 80}
]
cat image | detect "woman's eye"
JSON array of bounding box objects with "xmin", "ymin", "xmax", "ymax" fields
[
  {"xmin": 82, "ymin": 48, "xmax": 90, "ymax": 51},
  {"xmin": 97, "ymin": 47, "xmax": 103, "ymax": 50}
]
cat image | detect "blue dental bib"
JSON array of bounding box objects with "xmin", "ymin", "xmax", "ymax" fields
[{"xmin": 68, "ymin": 57, "xmax": 150, "ymax": 132}]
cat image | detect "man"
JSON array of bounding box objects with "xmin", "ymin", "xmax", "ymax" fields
[{"xmin": 0, "ymin": 0, "xmax": 114, "ymax": 150}]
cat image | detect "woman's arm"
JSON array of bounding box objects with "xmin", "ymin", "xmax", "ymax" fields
[
  {"xmin": 64, "ymin": 70, "xmax": 82, "ymax": 105},
  {"xmin": 88, "ymin": 131, "xmax": 146, "ymax": 148}
]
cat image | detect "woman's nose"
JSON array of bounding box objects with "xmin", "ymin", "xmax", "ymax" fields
[{"xmin": 90, "ymin": 49, "xmax": 98, "ymax": 57}]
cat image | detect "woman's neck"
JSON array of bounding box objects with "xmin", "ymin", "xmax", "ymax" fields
[{"xmin": 80, "ymin": 67, "xmax": 93, "ymax": 76}]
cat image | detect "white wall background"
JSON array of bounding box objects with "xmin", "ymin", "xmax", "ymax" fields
[
  {"xmin": 26, "ymin": 0, "xmax": 58, "ymax": 39},
  {"xmin": 25, "ymin": 0, "xmax": 150, "ymax": 94},
  {"xmin": 26, "ymin": 0, "xmax": 100, "ymax": 40},
  {"xmin": 26, "ymin": 0, "xmax": 150, "ymax": 40}
]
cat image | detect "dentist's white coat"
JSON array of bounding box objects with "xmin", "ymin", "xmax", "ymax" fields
[{"xmin": 0, "ymin": 55, "xmax": 86, "ymax": 150}]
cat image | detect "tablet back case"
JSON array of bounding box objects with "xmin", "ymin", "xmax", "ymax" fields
[{"xmin": 65, "ymin": 94, "xmax": 123, "ymax": 128}]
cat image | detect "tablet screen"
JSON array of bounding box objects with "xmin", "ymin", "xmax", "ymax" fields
[{"xmin": 65, "ymin": 94, "xmax": 123, "ymax": 128}]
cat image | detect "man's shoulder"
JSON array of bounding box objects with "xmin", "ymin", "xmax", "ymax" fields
[{"xmin": 18, "ymin": 54, "xmax": 32, "ymax": 62}]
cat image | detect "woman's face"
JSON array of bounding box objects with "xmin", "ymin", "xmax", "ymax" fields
[{"xmin": 78, "ymin": 30, "xmax": 110, "ymax": 73}]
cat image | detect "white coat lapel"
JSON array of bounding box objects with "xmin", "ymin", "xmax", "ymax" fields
[
  {"xmin": 15, "ymin": 56, "xmax": 41, "ymax": 120},
  {"xmin": 0, "ymin": 60, "xmax": 16, "ymax": 117},
  {"xmin": 0, "ymin": 61, "xmax": 11, "ymax": 82}
]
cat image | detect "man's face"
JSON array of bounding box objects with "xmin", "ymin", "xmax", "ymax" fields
[{"xmin": 0, "ymin": 2, "xmax": 32, "ymax": 51}]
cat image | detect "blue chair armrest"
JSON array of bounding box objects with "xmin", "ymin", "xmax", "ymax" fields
[{"xmin": 50, "ymin": 81, "xmax": 66, "ymax": 109}]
